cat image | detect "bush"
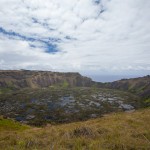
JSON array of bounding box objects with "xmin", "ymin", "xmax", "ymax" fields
[{"xmin": 72, "ymin": 126, "xmax": 94, "ymax": 138}]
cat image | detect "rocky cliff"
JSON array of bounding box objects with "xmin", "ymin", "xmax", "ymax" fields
[
  {"xmin": 0, "ymin": 70, "xmax": 93, "ymax": 89},
  {"xmin": 101, "ymin": 75, "xmax": 150, "ymax": 99}
]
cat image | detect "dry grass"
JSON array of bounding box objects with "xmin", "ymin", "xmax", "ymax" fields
[{"xmin": 0, "ymin": 108, "xmax": 150, "ymax": 150}]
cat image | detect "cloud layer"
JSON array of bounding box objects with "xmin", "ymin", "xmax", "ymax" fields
[{"xmin": 0, "ymin": 0, "xmax": 150, "ymax": 75}]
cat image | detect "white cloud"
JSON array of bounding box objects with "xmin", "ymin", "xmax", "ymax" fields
[{"xmin": 0, "ymin": 0, "xmax": 150, "ymax": 76}]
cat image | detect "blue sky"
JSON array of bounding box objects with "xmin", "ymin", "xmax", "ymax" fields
[{"xmin": 0, "ymin": 0, "xmax": 150, "ymax": 78}]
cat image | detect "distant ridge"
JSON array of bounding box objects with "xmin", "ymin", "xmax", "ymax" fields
[
  {"xmin": 0, "ymin": 70, "xmax": 93, "ymax": 88},
  {"xmin": 100, "ymin": 75, "xmax": 150, "ymax": 99}
]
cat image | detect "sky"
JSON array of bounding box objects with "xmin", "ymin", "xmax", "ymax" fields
[{"xmin": 0, "ymin": 0, "xmax": 150, "ymax": 80}]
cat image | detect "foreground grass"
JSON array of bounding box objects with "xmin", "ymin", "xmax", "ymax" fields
[{"xmin": 0, "ymin": 108, "xmax": 150, "ymax": 150}]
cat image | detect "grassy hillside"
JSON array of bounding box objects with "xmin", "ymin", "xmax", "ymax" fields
[
  {"xmin": 0, "ymin": 108, "xmax": 150, "ymax": 150},
  {"xmin": 102, "ymin": 75, "xmax": 150, "ymax": 100}
]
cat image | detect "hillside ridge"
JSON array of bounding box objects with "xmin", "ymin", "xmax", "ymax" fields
[
  {"xmin": 0, "ymin": 70, "xmax": 150, "ymax": 99},
  {"xmin": 0, "ymin": 70, "xmax": 93, "ymax": 88},
  {"xmin": 101, "ymin": 75, "xmax": 150, "ymax": 99}
]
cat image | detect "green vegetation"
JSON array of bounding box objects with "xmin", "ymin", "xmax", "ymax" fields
[
  {"xmin": 0, "ymin": 108, "xmax": 150, "ymax": 150},
  {"xmin": 0, "ymin": 88, "xmax": 12, "ymax": 94},
  {"xmin": 50, "ymin": 80, "xmax": 69, "ymax": 88},
  {"xmin": 144, "ymin": 98, "xmax": 150, "ymax": 107},
  {"xmin": 61, "ymin": 80, "xmax": 69, "ymax": 88},
  {"xmin": 0, "ymin": 117, "xmax": 29, "ymax": 131}
]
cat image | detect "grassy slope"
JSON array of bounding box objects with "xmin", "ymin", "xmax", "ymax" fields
[
  {"xmin": 0, "ymin": 108, "xmax": 150, "ymax": 150},
  {"xmin": 0, "ymin": 117, "xmax": 29, "ymax": 131}
]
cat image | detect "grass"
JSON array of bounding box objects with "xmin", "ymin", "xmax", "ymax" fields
[
  {"xmin": 0, "ymin": 108, "xmax": 150, "ymax": 150},
  {"xmin": 144, "ymin": 98, "xmax": 150, "ymax": 107},
  {"xmin": 0, "ymin": 116, "xmax": 29, "ymax": 131}
]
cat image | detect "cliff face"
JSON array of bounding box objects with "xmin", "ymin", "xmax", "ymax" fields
[
  {"xmin": 0, "ymin": 70, "xmax": 93, "ymax": 88},
  {"xmin": 102, "ymin": 75, "xmax": 150, "ymax": 99}
]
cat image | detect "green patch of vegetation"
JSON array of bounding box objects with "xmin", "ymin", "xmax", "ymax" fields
[
  {"xmin": 61, "ymin": 80, "xmax": 69, "ymax": 88},
  {"xmin": 0, "ymin": 117, "xmax": 29, "ymax": 131},
  {"xmin": 0, "ymin": 88, "xmax": 12, "ymax": 94},
  {"xmin": 48, "ymin": 80, "xmax": 69, "ymax": 90},
  {"xmin": 144, "ymin": 98, "xmax": 150, "ymax": 107},
  {"xmin": 145, "ymin": 98, "xmax": 150, "ymax": 103}
]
